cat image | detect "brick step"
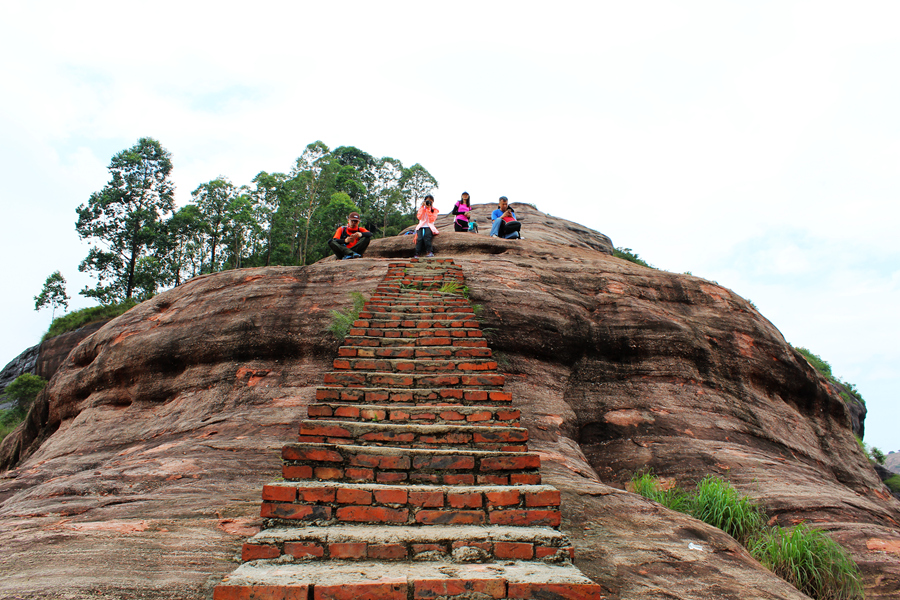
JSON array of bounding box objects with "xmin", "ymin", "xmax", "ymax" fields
[
  {"xmin": 363, "ymin": 300, "xmax": 471, "ymax": 309},
  {"xmin": 315, "ymin": 387, "xmax": 512, "ymax": 406},
  {"xmin": 332, "ymin": 357, "xmax": 498, "ymax": 373},
  {"xmin": 240, "ymin": 525, "xmax": 572, "ymax": 564},
  {"xmin": 360, "ymin": 306, "xmax": 475, "ymax": 316},
  {"xmin": 337, "ymin": 345, "xmax": 493, "ymax": 359},
  {"xmin": 357, "ymin": 310, "xmax": 475, "ymax": 321},
  {"xmin": 260, "ymin": 482, "xmax": 560, "ymax": 528},
  {"xmin": 308, "ymin": 403, "xmax": 519, "ymax": 426},
  {"xmin": 344, "ymin": 336, "xmax": 488, "ymax": 348},
  {"xmin": 282, "ymin": 444, "xmax": 541, "ymax": 486},
  {"xmin": 322, "ymin": 371, "xmax": 505, "ymax": 390},
  {"xmin": 295, "ymin": 420, "xmax": 528, "ymax": 451},
  {"xmin": 216, "ymin": 560, "xmax": 603, "ymax": 600},
  {"xmin": 346, "ymin": 329, "xmax": 485, "ymax": 341},
  {"xmin": 351, "ymin": 319, "xmax": 481, "ymax": 331}
]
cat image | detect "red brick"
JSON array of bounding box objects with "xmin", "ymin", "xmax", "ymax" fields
[
  {"xmin": 464, "ymin": 391, "xmax": 488, "ymax": 401},
  {"xmin": 298, "ymin": 424, "xmax": 352, "ymax": 439},
  {"xmin": 337, "ymin": 347, "xmax": 356, "ymax": 357},
  {"xmin": 410, "ymin": 412, "xmax": 437, "ymax": 421},
  {"xmin": 493, "ymin": 541, "xmax": 533, "ymax": 560},
  {"xmin": 360, "ymin": 408, "xmax": 387, "ymax": 421},
  {"xmin": 314, "ymin": 467, "xmax": 344, "ymax": 480},
  {"xmin": 526, "ymin": 490, "xmax": 561, "ymax": 507},
  {"xmin": 413, "ymin": 455, "xmax": 475, "ymax": 470},
  {"xmin": 298, "ymin": 487, "xmax": 336, "ymax": 503},
  {"xmin": 441, "ymin": 474, "xmax": 475, "ymax": 485},
  {"xmin": 465, "ymin": 411, "xmax": 492, "ymax": 422},
  {"xmin": 477, "ymin": 475, "xmax": 509, "ymax": 485},
  {"xmin": 447, "ymin": 492, "xmax": 482, "ymax": 508},
  {"xmin": 307, "ymin": 405, "xmax": 333, "ymax": 418},
  {"xmin": 413, "ymin": 578, "xmax": 506, "ymax": 599},
  {"xmin": 328, "ymin": 542, "xmax": 368, "ymax": 559},
  {"xmin": 334, "ymin": 406, "xmax": 360, "ymax": 418},
  {"xmin": 241, "ymin": 543, "xmax": 281, "ymax": 561},
  {"xmin": 215, "ymin": 584, "xmax": 309, "ymax": 600},
  {"xmin": 451, "ymin": 540, "xmax": 492, "ymax": 552},
  {"xmin": 360, "ymin": 431, "xmax": 416, "ymax": 443},
  {"xmin": 261, "ymin": 503, "xmax": 332, "ymax": 521},
  {"xmin": 261, "ymin": 485, "xmax": 296, "ymax": 502},
  {"xmin": 507, "ymin": 583, "xmax": 603, "ymax": 599},
  {"xmin": 283, "ymin": 465, "xmax": 313, "ymax": 479},
  {"xmin": 490, "ymin": 510, "xmax": 561, "ymax": 527},
  {"xmin": 345, "ymin": 467, "xmax": 375, "ymax": 481},
  {"xmin": 350, "ymin": 453, "xmax": 411, "ymax": 470},
  {"xmin": 376, "ymin": 472, "xmax": 409, "ymax": 483},
  {"xmin": 489, "ymin": 392, "xmax": 512, "ymax": 402},
  {"xmin": 411, "ymin": 543, "xmax": 447, "ymax": 556},
  {"xmin": 535, "ymin": 545, "xmax": 570, "ymax": 559},
  {"xmin": 284, "ymin": 542, "xmax": 325, "ymax": 558},
  {"xmin": 485, "ymin": 489, "xmax": 520, "ymax": 507},
  {"xmin": 480, "ymin": 455, "xmax": 540, "ymax": 471},
  {"xmin": 496, "ymin": 410, "xmax": 520, "ymax": 420},
  {"xmin": 374, "ymin": 489, "xmax": 408, "ymax": 504},
  {"xmin": 368, "ymin": 543, "xmax": 408, "ymax": 560},
  {"xmin": 332, "ymin": 359, "xmax": 351, "ymax": 369},
  {"xmin": 415, "ymin": 510, "xmax": 485, "ymax": 525},
  {"xmin": 510, "ymin": 473, "xmax": 542, "ymax": 485},
  {"xmin": 438, "ymin": 410, "xmax": 465, "ymax": 421},
  {"xmin": 409, "ymin": 491, "xmax": 444, "ymax": 507},
  {"xmin": 283, "ymin": 447, "xmax": 343, "ymax": 463},
  {"xmin": 336, "ymin": 505, "xmax": 409, "ymax": 523},
  {"xmin": 336, "ymin": 488, "xmax": 373, "ymax": 505}
]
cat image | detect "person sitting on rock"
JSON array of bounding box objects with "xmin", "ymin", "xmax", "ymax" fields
[
  {"xmin": 414, "ymin": 195, "xmax": 440, "ymax": 258},
  {"xmin": 329, "ymin": 211, "xmax": 372, "ymax": 260},
  {"xmin": 452, "ymin": 191, "xmax": 472, "ymax": 232},
  {"xmin": 490, "ymin": 196, "xmax": 521, "ymax": 239}
]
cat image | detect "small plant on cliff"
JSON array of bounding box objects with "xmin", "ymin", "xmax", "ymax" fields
[
  {"xmin": 629, "ymin": 471, "xmax": 690, "ymax": 512},
  {"xmin": 688, "ymin": 475, "xmax": 766, "ymax": 545},
  {"xmin": 793, "ymin": 346, "xmax": 866, "ymax": 406},
  {"xmin": 43, "ymin": 299, "xmax": 138, "ymax": 342},
  {"xmin": 0, "ymin": 373, "xmax": 47, "ymax": 442},
  {"xmin": 328, "ymin": 292, "xmax": 366, "ymax": 340},
  {"xmin": 748, "ymin": 525, "xmax": 863, "ymax": 600},
  {"xmin": 613, "ymin": 247, "xmax": 654, "ymax": 269},
  {"xmin": 884, "ymin": 474, "xmax": 900, "ymax": 495}
]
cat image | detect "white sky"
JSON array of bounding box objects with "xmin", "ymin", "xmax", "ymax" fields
[{"xmin": 1, "ymin": 1, "xmax": 897, "ymax": 451}]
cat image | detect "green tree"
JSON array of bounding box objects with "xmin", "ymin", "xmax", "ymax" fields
[
  {"xmin": 290, "ymin": 141, "xmax": 333, "ymax": 265},
  {"xmin": 192, "ymin": 177, "xmax": 235, "ymax": 273},
  {"xmin": 160, "ymin": 204, "xmax": 209, "ymax": 286},
  {"xmin": 76, "ymin": 138, "xmax": 175, "ymax": 303},
  {"xmin": 34, "ymin": 271, "xmax": 69, "ymax": 320},
  {"xmin": 4, "ymin": 373, "xmax": 47, "ymax": 414},
  {"xmin": 401, "ymin": 163, "xmax": 438, "ymax": 208},
  {"xmin": 223, "ymin": 191, "xmax": 257, "ymax": 269}
]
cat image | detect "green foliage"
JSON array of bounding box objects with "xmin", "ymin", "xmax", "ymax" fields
[
  {"xmin": 613, "ymin": 247, "xmax": 654, "ymax": 269},
  {"xmin": 748, "ymin": 525, "xmax": 863, "ymax": 600},
  {"xmin": 4, "ymin": 373, "xmax": 47, "ymax": 413},
  {"xmin": 0, "ymin": 408, "xmax": 26, "ymax": 443},
  {"xmin": 688, "ymin": 475, "xmax": 766, "ymax": 545},
  {"xmin": 43, "ymin": 299, "xmax": 137, "ymax": 341},
  {"xmin": 630, "ymin": 472, "xmax": 863, "ymax": 600},
  {"xmin": 793, "ymin": 346, "xmax": 865, "ymax": 407},
  {"xmin": 76, "ymin": 137, "xmax": 175, "ymax": 302},
  {"xmin": 884, "ymin": 475, "xmax": 900, "ymax": 494},
  {"xmin": 328, "ymin": 292, "xmax": 366, "ymax": 340},
  {"xmin": 34, "ymin": 271, "xmax": 70, "ymax": 319},
  {"xmin": 869, "ymin": 446, "xmax": 886, "ymax": 465}
]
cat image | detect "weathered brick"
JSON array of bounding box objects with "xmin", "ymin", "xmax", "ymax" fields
[
  {"xmin": 480, "ymin": 455, "xmax": 540, "ymax": 471},
  {"xmin": 412, "ymin": 455, "xmax": 475, "ymax": 470},
  {"xmin": 328, "ymin": 542, "xmax": 368, "ymax": 559},
  {"xmin": 260, "ymin": 503, "xmax": 332, "ymax": 521},
  {"xmin": 284, "ymin": 542, "xmax": 325, "ymax": 558},
  {"xmin": 298, "ymin": 424, "xmax": 352, "ymax": 439},
  {"xmin": 307, "ymin": 405, "xmax": 333, "ymax": 418},
  {"xmin": 510, "ymin": 472, "xmax": 542, "ymax": 485},
  {"xmin": 336, "ymin": 505, "xmax": 409, "ymax": 523},
  {"xmin": 412, "ymin": 579, "xmax": 506, "ymax": 599},
  {"xmin": 374, "ymin": 489, "xmax": 408, "ymax": 504},
  {"xmin": 334, "ymin": 406, "xmax": 360, "ymax": 418},
  {"xmin": 447, "ymin": 492, "xmax": 482, "ymax": 508},
  {"xmin": 360, "ymin": 408, "xmax": 387, "ymax": 421},
  {"xmin": 261, "ymin": 485, "xmax": 296, "ymax": 502},
  {"xmin": 493, "ymin": 541, "xmax": 533, "ymax": 560},
  {"xmin": 282, "ymin": 465, "xmax": 313, "ymax": 480},
  {"xmin": 507, "ymin": 583, "xmax": 602, "ymax": 600},
  {"xmin": 477, "ymin": 475, "xmax": 509, "ymax": 485},
  {"xmin": 283, "ymin": 447, "xmax": 343, "ymax": 463},
  {"xmin": 350, "ymin": 453, "xmax": 411, "ymax": 470},
  {"xmin": 345, "ymin": 467, "xmax": 375, "ymax": 481},
  {"xmin": 241, "ymin": 543, "xmax": 281, "ymax": 561},
  {"xmin": 376, "ymin": 472, "xmax": 409, "ymax": 483},
  {"xmin": 215, "ymin": 584, "xmax": 309, "ymax": 600},
  {"xmin": 368, "ymin": 543, "xmax": 408, "ymax": 560},
  {"xmin": 438, "ymin": 410, "xmax": 465, "ymax": 421},
  {"xmin": 485, "ymin": 489, "xmax": 520, "ymax": 507},
  {"xmin": 441, "ymin": 473, "xmax": 475, "ymax": 485},
  {"xmin": 526, "ymin": 490, "xmax": 561, "ymax": 507},
  {"xmin": 336, "ymin": 488, "xmax": 373, "ymax": 505},
  {"xmin": 489, "ymin": 509, "xmax": 561, "ymax": 527},
  {"xmin": 411, "ymin": 543, "xmax": 447, "ymax": 556},
  {"xmin": 415, "ymin": 510, "xmax": 485, "ymax": 525},
  {"xmin": 313, "ymin": 467, "xmax": 344, "ymax": 480},
  {"xmin": 465, "ymin": 411, "xmax": 492, "ymax": 422},
  {"xmin": 409, "ymin": 490, "xmax": 444, "ymax": 507}
]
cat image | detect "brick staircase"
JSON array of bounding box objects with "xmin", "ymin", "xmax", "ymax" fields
[{"xmin": 215, "ymin": 259, "xmax": 603, "ymax": 600}]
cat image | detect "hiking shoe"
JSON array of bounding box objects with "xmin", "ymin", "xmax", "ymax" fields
[
  {"xmin": 427, "ymin": 252, "xmax": 434, "ymax": 257},
  {"xmin": 413, "ymin": 255, "xmax": 419, "ymax": 259},
  {"xmin": 341, "ymin": 254, "xmax": 352, "ymax": 260},
  {"xmin": 350, "ymin": 253, "xmax": 362, "ymax": 259}
]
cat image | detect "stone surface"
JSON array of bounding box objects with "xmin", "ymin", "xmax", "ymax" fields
[
  {"xmin": 1, "ymin": 204, "xmax": 898, "ymax": 598},
  {"xmin": 35, "ymin": 319, "xmax": 111, "ymax": 381}
]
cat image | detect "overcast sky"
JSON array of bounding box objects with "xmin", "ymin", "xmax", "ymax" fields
[{"xmin": 1, "ymin": 1, "xmax": 897, "ymax": 451}]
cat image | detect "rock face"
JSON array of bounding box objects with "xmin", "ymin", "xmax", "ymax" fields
[
  {"xmin": 34, "ymin": 319, "xmax": 111, "ymax": 381},
  {"xmin": 1, "ymin": 204, "xmax": 898, "ymax": 599}
]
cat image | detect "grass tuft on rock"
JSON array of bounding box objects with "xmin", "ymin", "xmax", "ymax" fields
[
  {"xmin": 689, "ymin": 475, "xmax": 766, "ymax": 545},
  {"xmin": 43, "ymin": 299, "xmax": 137, "ymax": 342},
  {"xmin": 328, "ymin": 292, "xmax": 366, "ymax": 340}
]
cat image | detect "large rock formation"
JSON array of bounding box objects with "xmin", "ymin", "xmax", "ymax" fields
[{"xmin": 1, "ymin": 204, "xmax": 897, "ymax": 599}]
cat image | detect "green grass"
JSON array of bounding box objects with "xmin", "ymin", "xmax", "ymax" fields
[
  {"xmin": 328, "ymin": 292, "xmax": 366, "ymax": 340},
  {"xmin": 629, "ymin": 472, "xmax": 863, "ymax": 600},
  {"xmin": 883, "ymin": 474, "xmax": 900, "ymax": 494},
  {"xmin": 437, "ymin": 282, "xmax": 470, "ymax": 298},
  {"xmin": 43, "ymin": 299, "xmax": 138, "ymax": 342},
  {"xmin": 749, "ymin": 525, "xmax": 863, "ymax": 600}
]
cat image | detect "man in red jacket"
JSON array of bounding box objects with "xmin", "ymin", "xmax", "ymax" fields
[{"xmin": 329, "ymin": 212, "xmax": 373, "ymax": 259}]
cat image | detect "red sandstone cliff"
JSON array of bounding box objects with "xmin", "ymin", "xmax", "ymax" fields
[{"xmin": 1, "ymin": 205, "xmax": 897, "ymax": 599}]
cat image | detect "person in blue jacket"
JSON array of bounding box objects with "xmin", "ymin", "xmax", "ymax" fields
[{"xmin": 489, "ymin": 196, "xmax": 521, "ymax": 239}]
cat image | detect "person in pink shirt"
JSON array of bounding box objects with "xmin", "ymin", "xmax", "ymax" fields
[{"xmin": 414, "ymin": 194, "xmax": 439, "ymax": 258}]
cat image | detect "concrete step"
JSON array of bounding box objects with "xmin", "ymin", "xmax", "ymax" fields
[
  {"xmin": 295, "ymin": 420, "xmax": 528, "ymax": 451},
  {"xmin": 240, "ymin": 525, "xmax": 572, "ymax": 564},
  {"xmin": 259, "ymin": 482, "xmax": 560, "ymax": 528},
  {"xmin": 282, "ymin": 443, "xmax": 542, "ymax": 486},
  {"xmin": 343, "ymin": 335, "xmax": 488, "ymax": 348},
  {"xmin": 337, "ymin": 345, "xmax": 493, "ymax": 359},
  {"xmin": 315, "ymin": 386, "xmax": 512, "ymax": 406},
  {"xmin": 331, "ymin": 357, "xmax": 498, "ymax": 373},
  {"xmin": 307, "ymin": 403, "xmax": 520, "ymax": 426},
  {"xmin": 216, "ymin": 560, "xmax": 603, "ymax": 600},
  {"xmin": 322, "ymin": 371, "xmax": 505, "ymax": 390}
]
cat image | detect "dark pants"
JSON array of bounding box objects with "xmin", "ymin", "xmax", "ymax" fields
[
  {"xmin": 454, "ymin": 219, "xmax": 468, "ymax": 232},
  {"xmin": 415, "ymin": 228, "xmax": 433, "ymax": 256},
  {"xmin": 329, "ymin": 236, "xmax": 371, "ymax": 259},
  {"xmin": 499, "ymin": 220, "xmax": 521, "ymax": 238}
]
